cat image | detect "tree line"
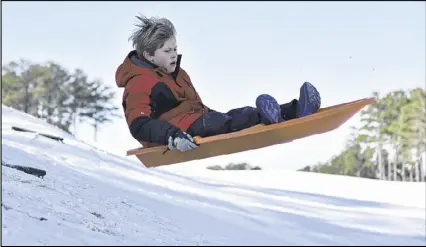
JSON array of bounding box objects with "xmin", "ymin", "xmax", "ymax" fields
[
  {"xmin": 300, "ymin": 88, "xmax": 426, "ymax": 182},
  {"xmin": 207, "ymin": 162, "xmax": 262, "ymax": 170},
  {"xmin": 2, "ymin": 59, "xmax": 121, "ymax": 141}
]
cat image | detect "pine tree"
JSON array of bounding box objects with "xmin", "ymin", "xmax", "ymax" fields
[
  {"xmin": 381, "ymin": 90, "xmax": 410, "ymax": 181},
  {"xmin": 79, "ymin": 80, "xmax": 121, "ymax": 142},
  {"xmin": 357, "ymin": 91, "xmax": 387, "ymax": 180},
  {"xmin": 397, "ymin": 88, "xmax": 426, "ymax": 181}
]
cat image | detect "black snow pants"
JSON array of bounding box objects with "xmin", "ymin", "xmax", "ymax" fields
[{"xmin": 186, "ymin": 99, "xmax": 299, "ymax": 138}]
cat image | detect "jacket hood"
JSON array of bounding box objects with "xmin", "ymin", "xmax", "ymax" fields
[{"xmin": 115, "ymin": 50, "xmax": 182, "ymax": 88}]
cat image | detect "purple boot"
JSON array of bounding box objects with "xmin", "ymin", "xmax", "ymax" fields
[
  {"xmin": 256, "ymin": 94, "xmax": 283, "ymax": 125},
  {"xmin": 296, "ymin": 81, "xmax": 321, "ymax": 118}
]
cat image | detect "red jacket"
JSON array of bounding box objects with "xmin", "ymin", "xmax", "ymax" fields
[{"xmin": 115, "ymin": 50, "xmax": 209, "ymax": 147}]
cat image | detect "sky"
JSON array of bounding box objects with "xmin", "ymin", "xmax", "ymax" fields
[{"xmin": 2, "ymin": 1, "xmax": 425, "ymax": 170}]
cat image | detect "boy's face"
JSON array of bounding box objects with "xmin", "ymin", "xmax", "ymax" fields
[{"xmin": 145, "ymin": 37, "xmax": 178, "ymax": 74}]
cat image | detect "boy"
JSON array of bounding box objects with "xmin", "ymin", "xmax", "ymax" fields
[{"xmin": 115, "ymin": 15, "xmax": 321, "ymax": 152}]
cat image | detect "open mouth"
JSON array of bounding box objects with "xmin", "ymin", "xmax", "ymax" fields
[{"xmin": 170, "ymin": 61, "xmax": 176, "ymax": 66}]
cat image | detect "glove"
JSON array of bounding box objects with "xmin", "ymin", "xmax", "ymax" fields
[{"xmin": 167, "ymin": 131, "xmax": 199, "ymax": 152}]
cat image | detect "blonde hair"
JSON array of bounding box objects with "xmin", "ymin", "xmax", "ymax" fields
[{"xmin": 129, "ymin": 14, "xmax": 176, "ymax": 57}]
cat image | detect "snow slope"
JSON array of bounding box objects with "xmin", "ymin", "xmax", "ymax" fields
[{"xmin": 2, "ymin": 104, "xmax": 425, "ymax": 245}]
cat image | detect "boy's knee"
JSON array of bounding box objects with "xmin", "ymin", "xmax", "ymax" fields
[
  {"xmin": 227, "ymin": 106, "xmax": 260, "ymax": 131},
  {"xmin": 188, "ymin": 111, "xmax": 232, "ymax": 137},
  {"xmin": 203, "ymin": 111, "xmax": 232, "ymax": 136},
  {"xmin": 226, "ymin": 106, "xmax": 257, "ymax": 116}
]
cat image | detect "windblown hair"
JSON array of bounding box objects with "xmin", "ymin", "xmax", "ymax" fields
[{"xmin": 129, "ymin": 14, "xmax": 177, "ymax": 57}]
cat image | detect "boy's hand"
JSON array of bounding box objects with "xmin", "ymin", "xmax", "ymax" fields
[{"xmin": 167, "ymin": 131, "xmax": 199, "ymax": 152}]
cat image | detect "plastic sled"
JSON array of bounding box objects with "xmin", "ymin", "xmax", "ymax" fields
[{"xmin": 127, "ymin": 97, "xmax": 376, "ymax": 168}]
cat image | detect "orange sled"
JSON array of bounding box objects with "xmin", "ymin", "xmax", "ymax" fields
[{"xmin": 127, "ymin": 97, "xmax": 376, "ymax": 168}]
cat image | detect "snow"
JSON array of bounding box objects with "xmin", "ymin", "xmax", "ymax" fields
[{"xmin": 2, "ymin": 104, "xmax": 425, "ymax": 246}]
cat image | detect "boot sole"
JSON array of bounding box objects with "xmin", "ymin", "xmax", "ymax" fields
[
  {"xmin": 298, "ymin": 82, "xmax": 321, "ymax": 118},
  {"xmin": 256, "ymin": 94, "xmax": 283, "ymax": 124}
]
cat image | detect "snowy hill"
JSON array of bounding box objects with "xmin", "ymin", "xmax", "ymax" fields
[{"xmin": 2, "ymin": 104, "xmax": 425, "ymax": 245}]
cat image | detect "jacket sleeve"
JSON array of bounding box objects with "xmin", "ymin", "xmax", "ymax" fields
[{"xmin": 124, "ymin": 76, "xmax": 181, "ymax": 145}]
